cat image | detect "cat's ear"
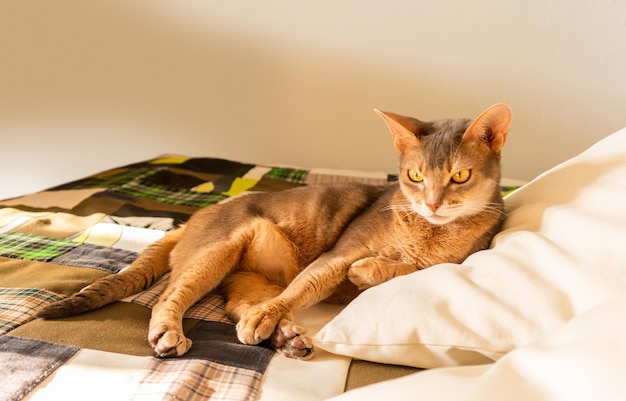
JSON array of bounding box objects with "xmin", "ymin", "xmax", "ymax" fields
[
  {"xmin": 374, "ymin": 109, "xmax": 422, "ymax": 152},
  {"xmin": 463, "ymin": 103, "xmax": 512, "ymax": 153}
]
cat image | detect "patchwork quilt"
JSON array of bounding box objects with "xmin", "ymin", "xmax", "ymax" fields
[{"xmin": 0, "ymin": 155, "xmax": 395, "ymax": 401}]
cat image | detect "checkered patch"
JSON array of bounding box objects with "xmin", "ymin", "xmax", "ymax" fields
[
  {"xmin": 109, "ymin": 180, "xmax": 229, "ymax": 208},
  {"xmin": 0, "ymin": 288, "xmax": 64, "ymax": 334},
  {"xmin": 127, "ymin": 275, "xmax": 232, "ymax": 324},
  {"xmin": 264, "ymin": 167, "xmax": 309, "ymax": 183},
  {"xmin": 0, "ymin": 233, "xmax": 79, "ymax": 261},
  {"xmin": 132, "ymin": 358, "xmax": 263, "ymax": 401},
  {"xmin": 183, "ymin": 295, "xmax": 232, "ymax": 324}
]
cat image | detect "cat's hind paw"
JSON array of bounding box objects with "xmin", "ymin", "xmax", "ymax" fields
[
  {"xmin": 270, "ymin": 318, "xmax": 314, "ymax": 360},
  {"xmin": 236, "ymin": 302, "xmax": 313, "ymax": 359}
]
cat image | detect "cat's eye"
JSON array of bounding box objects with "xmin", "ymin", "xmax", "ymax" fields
[
  {"xmin": 451, "ymin": 169, "xmax": 471, "ymax": 183},
  {"xmin": 407, "ymin": 169, "xmax": 423, "ymax": 183}
]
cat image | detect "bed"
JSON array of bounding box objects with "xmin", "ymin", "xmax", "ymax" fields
[{"xmin": 2, "ymin": 125, "xmax": 625, "ymax": 401}]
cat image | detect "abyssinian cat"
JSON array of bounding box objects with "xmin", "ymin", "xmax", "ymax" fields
[{"xmin": 37, "ymin": 103, "xmax": 512, "ymax": 360}]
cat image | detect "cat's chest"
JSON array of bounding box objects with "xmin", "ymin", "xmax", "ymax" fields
[{"xmin": 391, "ymin": 215, "xmax": 467, "ymax": 265}]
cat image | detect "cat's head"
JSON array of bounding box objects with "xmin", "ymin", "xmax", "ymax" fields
[{"xmin": 376, "ymin": 103, "xmax": 512, "ymax": 225}]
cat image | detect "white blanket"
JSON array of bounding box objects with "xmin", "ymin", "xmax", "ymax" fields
[{"xmin": 330, "ymin": 295, "xmax": 626, "ymax": 401}]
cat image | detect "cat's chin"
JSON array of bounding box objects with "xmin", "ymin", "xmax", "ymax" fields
[{"xmin": 420, "ymin": 214, "xmax": 455, "ymax": 225}]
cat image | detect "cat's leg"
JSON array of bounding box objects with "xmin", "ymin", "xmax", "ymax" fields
[
  {"xmin": 148, "ymin": 242, "xmax": 242, "ymax": 357},
  {"xmin": 226, "ymin": 218, "xmax": 316, "ymax": 359},
  {"xmin": 348, "ymin": 256, "xmax": 418, "ymax": 290},
  {"xmin": 223, "ymin": 272, "xmax": 314, "ymax": 359},
  {"xmin": 236, "ymin": 254, "xmax": 351, "ymax": 349}
]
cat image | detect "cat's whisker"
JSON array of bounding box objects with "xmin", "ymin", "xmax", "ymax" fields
[
  {"xmin": 382, "ymin": 202, "xmax": 417, "ymax": 213},
  {"xmin": 384, "ymin": 200, "xmax": 504, "ymax": 220},
  {"xmin": 446, "ymin": 202, "xmax": 504, "ymax": 218}
]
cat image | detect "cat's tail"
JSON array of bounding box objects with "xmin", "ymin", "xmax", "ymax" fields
[{"xmin": 36, "ymin": 226, "xmax": 185, "ymax": 319}]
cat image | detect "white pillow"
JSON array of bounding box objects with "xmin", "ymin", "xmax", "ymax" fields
[
  {"xmin": 328, "ymin": 295, "xmax": 626, "ymax": 401},
  {"xmin": 314, "ymin": 126, "xmax": 626, "ymax": 369}
]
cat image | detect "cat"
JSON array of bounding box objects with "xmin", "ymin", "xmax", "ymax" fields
[{"xmin": 37, "ymin": 103, "xmax": 512, "ymax": 360}]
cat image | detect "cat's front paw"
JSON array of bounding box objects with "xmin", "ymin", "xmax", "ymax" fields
[
  {"xmin": 348, "ymin": 257, "xmax": 386, "ymax": 290},
  {"xmin": 148, "ymin": 324, "xmax": 192, "ymax": 357},
  {"xmin": 236, "ymin": 302, "xmax": 286, "ymax": 345}
]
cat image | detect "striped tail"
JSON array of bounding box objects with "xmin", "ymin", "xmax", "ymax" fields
[{"xmin": 36, "ymin": 227, "xmax": 184, "ymax": 319}]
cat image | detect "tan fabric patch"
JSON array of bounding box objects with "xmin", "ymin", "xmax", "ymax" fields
[
  {"xmin": 0, "ymin": 257, "xmax": 108, "ymax": 295},
  {"xmin": 0, "ymin": 189, "xmax": 105, "ymax": 210},
  {"xmin": 0, "ymin": 208, "xmax": 106, "ymax": 239},
  {"xmin": 9, "ymin": 303, "xmax": 199, "ymax": 356}
]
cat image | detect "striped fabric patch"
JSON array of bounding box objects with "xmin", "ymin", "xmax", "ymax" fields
[
  {"xmin": 0, "ymin": 288, "xmax": 63, "ymax": 334},
  {"xmin": 264, "ymin": 167, "xmax": 309, "ymax": 183},
  {"xmin": 304, "ymin": 173, "xmax": 391, "ymax": 186},
  {"xmin": 0, "ymin": 232, "xmax": 79, "ymax": 261},
  {"xmin": 131, "ymin": 358, "xmax": 264, "ymax": 401}
]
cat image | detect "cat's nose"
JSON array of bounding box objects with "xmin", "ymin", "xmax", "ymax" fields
[{"xmin": 426, "ymin": 203, "xmax": 440, "ymax": 213}]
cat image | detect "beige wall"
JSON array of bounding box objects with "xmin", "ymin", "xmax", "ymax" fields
[{"xmin": 1, "ymin": 1, "xmax": 625, "ymax": 199}]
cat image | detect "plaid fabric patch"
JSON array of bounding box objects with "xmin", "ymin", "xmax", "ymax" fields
[
  {"xmin": 56, "ymin": 165, "xmax": 229, "ymax": 208},
  {"xmin": 0, "ymin": 288, "xmax": 63, "ymax": 334},
  {"xmin": 124, "ymin": 276, "xmax": 168, "ymax": 307},
  {"xmin": 0, "ymin": 232, "xmax": 79, "ymax": 261},
  {"xmin": 183, "ymin": 295, "xmax": 232, "ymax": 324},
  {"xmin": 109, "ymin": 180, "xmax": 229, "ymax": 208},
  {"xmin": 264, "ymin": 167, "xmax": 309, "ymax": 183},
  {"xmin": 132, "ymin": 358, "xmax": 263, "ymax": 401},
  {"xmin": 127, "ymin": 275, "xmax": 232, "ymax": 324}
]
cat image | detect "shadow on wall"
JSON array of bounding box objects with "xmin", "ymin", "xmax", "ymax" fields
[{"xmin": 2, "ymin": 1, "xmax": 621, "ymax": 200}]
